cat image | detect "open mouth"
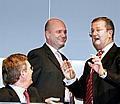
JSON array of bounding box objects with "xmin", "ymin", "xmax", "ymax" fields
[
  {"xmin": 92, "ymin": 34, "xmax": 100, "ymax": 40},
  {"xmin": 93, "ymin": 37, "xmax": 101, "ymax": 45},
  {"xmin": 95, "ymin": 37, "xmax": 100, "ymax": 40}
]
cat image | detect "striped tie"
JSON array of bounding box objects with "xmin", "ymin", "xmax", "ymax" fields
[
  {"xmin": 85, "ymin": 69, "xmax": 94, "ymax": 104},
  {"xmin": 85, "ymin": 50, "xmax": 104, "ymax": 104}
]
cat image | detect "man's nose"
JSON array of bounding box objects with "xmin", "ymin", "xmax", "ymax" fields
[
  {"xmin": 60, "ymin": 33, "xmax": 65, "ymax": 38},
  {"xmin": 92, "ymin": 30, "xmax": 98, "ymax": 36}
]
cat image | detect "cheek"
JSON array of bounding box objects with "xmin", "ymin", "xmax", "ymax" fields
[
  {"xmin": 92, "ymin": 38, "xmax": 96, "ymax": 43},
  {"xmin": 27, "ymin": 72, "xmax": 31, "ymax": 78},
  {"xmin": 30, "ymin": 71, "xmax": 33, "ymax": 77},
  {"xmin": 50, "ymin": 36, "xmax": 56, "ymax": 42},
  {"xmin": 100, "ymin": 35, "xmax": 107, "ymax": 41}
]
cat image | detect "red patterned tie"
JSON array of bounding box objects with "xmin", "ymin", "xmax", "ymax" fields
[
  {"xmin": 96, "ymin": 50, "xmax": 104, "ymax": 58},
  {"xmin": 85, "ymin": 69, "xmax": 94, "ymax": 104},
  {"xmin": 85, "ymin": 50, "xmax": 104, "ymax": 104},
  {"xmin": 24, "ymin": 90, "xmax": 30, "ymax": 104}
]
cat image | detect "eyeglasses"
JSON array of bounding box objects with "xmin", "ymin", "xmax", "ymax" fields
[{"xmin": 89, "ymin": 29, "xmax": 108, "ymax": 37}]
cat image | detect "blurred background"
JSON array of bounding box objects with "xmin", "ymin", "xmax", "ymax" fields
[{"xmin": 0, "ymin": 0, "xmax": 120, "ymax": 60}]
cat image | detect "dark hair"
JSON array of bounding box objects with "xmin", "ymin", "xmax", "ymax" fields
[
  {"xmin": 92, "ymin": 17, "xmax": 115, "ymax": 39},
  {"xmin": 2, "ymin": 53, "xmax": 27, "ymax": 85}
]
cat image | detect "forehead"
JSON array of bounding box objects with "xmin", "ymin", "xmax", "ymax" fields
[
  {"xmin": 92, "ymin": 20, "xmax": 106, "ymax": 28},
  {"xmin": 49, "ymin": 20, "xmax": 66, "ymax": 30}
]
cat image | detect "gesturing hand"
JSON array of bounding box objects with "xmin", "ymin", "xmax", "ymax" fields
[
  {"xmin": 61, "ymin": 60, "xmax": 76, "ymax": 80},
  {"xmin": 88, "ymin": 55, "xmax": 106, "ymax": 76}
]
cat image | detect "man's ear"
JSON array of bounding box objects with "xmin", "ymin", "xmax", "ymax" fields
[
  {"xmin": 108, "ymin": 30, "xmax": 113, "ymax": 38},
  {"xmin": 45, "ymin": 31, "xmax": 50, "ymax": 39},
  {"xmin": 20, "ymin": 70, "xmax": 26, "ymax": 78}
]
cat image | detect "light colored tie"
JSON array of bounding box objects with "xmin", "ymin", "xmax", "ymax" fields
[
  {"xmin": 55, "ymin": 51, "xmax": 63, "ymax": 66},
  {"xmin": 55, "ymin": 51, "xmax": 73, "ymax": 103}
]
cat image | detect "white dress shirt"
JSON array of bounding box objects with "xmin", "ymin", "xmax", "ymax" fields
[
  {"xmin": 100, "ymin": 42, "xmax": 114, "ymax": 59},
  {"xmin": 46, "ymin": 43, "xmax": 63, "ymax": 65},
  {"xmin": 9, "ymin": 84, "xmax": 26, "ymax": 103}
]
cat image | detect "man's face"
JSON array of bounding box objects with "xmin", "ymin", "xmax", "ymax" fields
[
  {"xmin": 91, "ymin": 20, "xmax": 113, "ymax": 50},
  {"xmin": 46, "ymin": 20, "xmax": 67, "ymax": 50},
  {"xmin": 24, "ymin": 61, "xmax": 33, "ymax": 87}
]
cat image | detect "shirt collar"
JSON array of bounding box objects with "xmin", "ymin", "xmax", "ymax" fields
[
  {"xmin": 9, "ymin": 84, "xmax": 26, "ymax": 103},
  {"xmin": 9, "ymin": 84, "xmax": 25, "ymax": 93},
  {"xmin": 102, "ymin": 42, "xmax": 114, "ymax": 53},
  {"xmin": 99, "ymin": 42, "xmax": 114, "ymax": 59},
  {"xmin": 46, "ymin": 42, "xmax": 58, "ymax": 54}
]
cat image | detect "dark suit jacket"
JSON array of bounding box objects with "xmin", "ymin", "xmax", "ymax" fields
[
  {"xmin": 0, "ymin": 85, "xmax": 40, "ymax": 103},
  {"xmin": 68, "ymin": 44, "xmax": 120, "ymax": 104},
  {"xmin": 27, "ymin": 43, "xmax": 68, "ymax": 102}
]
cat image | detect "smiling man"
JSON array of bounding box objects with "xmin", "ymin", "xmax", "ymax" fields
[{"xmin": 27, "ymin": 18, "xmax": 74, "ymax": 103}]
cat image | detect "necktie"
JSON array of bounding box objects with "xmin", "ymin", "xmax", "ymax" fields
[
  {"xmin": 85, "ymin": 50, "xmax": 104, "ymax": 104},
  {"xmin": 96, "ymin": 50, "xmax": 104, "ymax": 58},
  {"xmin": 55, "ymin": 51, "xmax": 63, "ymax": 66},
  {"xmin": 55, "ymin": 51, "xmax": 74, "ymax": 103},
  {"xmin": 24, "ymin": 90, "xmax": 30, "ymax": 104}
]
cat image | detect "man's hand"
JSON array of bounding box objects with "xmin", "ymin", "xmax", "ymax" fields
[
  {"xmin": 88, "ymin": 55, "xmax": 106, "ymax": 76},
  {"xmin": 61, "ymin": 60, "xmax": 76, "ymax": 80},
  {"xmin": 45, "ymin": 97, "xmax": 63, "ymax": 104}
]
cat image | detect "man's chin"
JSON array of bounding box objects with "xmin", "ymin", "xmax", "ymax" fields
[
  {"xmin": 94, "ymin": 40, "xmax": 101, "ymax": 44},
  {"xmin": 59, "ymin": 44, "xmax": 65, "ymax": 49},
  {"xmin": 93, "ymin": 43, "xmax": 102, "ymax": 50},
  {"xmin": 29, "ymin": 80, "xmax": 33, "ymax": 86}
]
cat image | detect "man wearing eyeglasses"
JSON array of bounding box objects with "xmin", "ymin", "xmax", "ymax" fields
[{"xmin": 61, "ymin": 17, "xmax": 120, "ymax": 104}]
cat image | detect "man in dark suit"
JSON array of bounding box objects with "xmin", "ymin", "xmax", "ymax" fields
[
  {"xmin": 27, "ymin": 18, "xmax": 73, "ymax": 103},
  {"xmin": 61, "ymin": 17, "xmax": 120, "ymax": 104},
  {"xmin": 0, "ymin": 53, "xmax": 40, "ymax": 103}
]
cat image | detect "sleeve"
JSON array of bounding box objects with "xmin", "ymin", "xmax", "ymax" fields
[
  {"xmin": 105, "ymin": 55, "xmax": 120, "ymax": 87},
  {"xmin": 63, "ymin": 77, "xmax": 77, "ymax": 86}
]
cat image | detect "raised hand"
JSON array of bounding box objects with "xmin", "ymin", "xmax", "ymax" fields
[
  {"xmin": 61, "ymin": 60, "xmax": 76, "ymax": 80},
  {"xmin": 88, "ymin": 55, "xmax": 106, "ymax": 76}
]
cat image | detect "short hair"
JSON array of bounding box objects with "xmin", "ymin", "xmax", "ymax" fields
[
  {"xmin": 2, "ymin": 53, "xmax": 27, "ymax": 85},
  {"xmin": 91, "ymin": 17, "xmax": 115, "ymax": 39}
]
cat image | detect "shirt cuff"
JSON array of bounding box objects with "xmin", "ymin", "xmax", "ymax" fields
[{"xmin": 63, "ymin": 77, "xmax": 77, "ymax": 86}]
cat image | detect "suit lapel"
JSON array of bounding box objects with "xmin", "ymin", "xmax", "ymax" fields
[
  {"xmin": 6, "ymin": 85, "xmax": 20, "ymax": 102},
  {"xmin": 101, "ymin": 44, "xmax": 118, "ymax": 69},
  {"xmin": 43, "ymin": 44, "xmax": 61, "ymax": 69}
]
